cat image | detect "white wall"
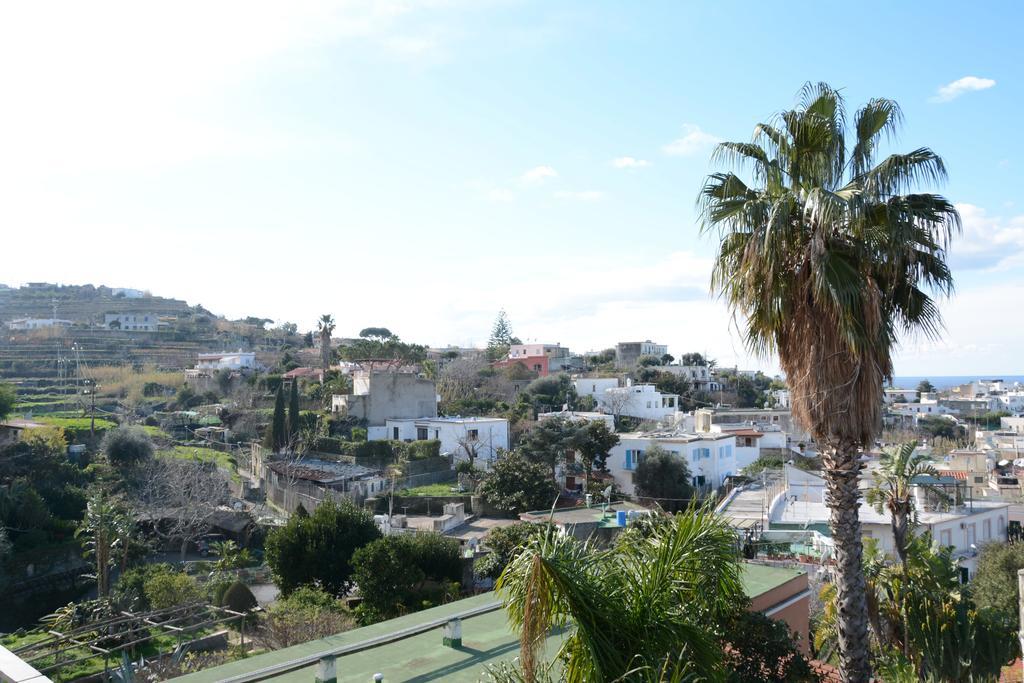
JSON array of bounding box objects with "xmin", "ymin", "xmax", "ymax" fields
[
  {"xmin": 383, "ymin": 418, "xmax": 509, "ymax": 468},
  {"xmin": 608, "ymin": 434, "xmax": 738, "ymax": 494}
]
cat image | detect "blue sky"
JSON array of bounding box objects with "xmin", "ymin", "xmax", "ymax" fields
[{"xmin": 1, "ymin": 1, "xmax": 1020, "ymax": 375}]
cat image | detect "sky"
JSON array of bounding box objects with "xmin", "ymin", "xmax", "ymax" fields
[{"xmin": 1, "ymin": 1, "xmax": 1021, "ymax": 376}]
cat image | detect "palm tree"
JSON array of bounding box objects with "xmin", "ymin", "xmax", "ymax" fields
[
  {"xmin": 699, "ymin": 82, "xmax": 959, "ymax": 682},
  {"xmin": 866, "ymin": 441, "xmax": 941, "ymax": 567},
  {"xmin": 317, "ymin": 314, "xmax": 335, "ymax": 373},
  {"xmin": 496, "ymin": 506, "xmax": 743, "ymax": 682},
  {"xmin": 75, "ymin": 493, "xmax": 132, "ymax": 597}
]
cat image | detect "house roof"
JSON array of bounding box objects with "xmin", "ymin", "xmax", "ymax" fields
[
  {"xmin": 170, "ymin": 563, "xmax": 804, "ymax": 683},
  {"xmin": 265, "ymin": 458, "xmax": 379, "ymax": 483}
]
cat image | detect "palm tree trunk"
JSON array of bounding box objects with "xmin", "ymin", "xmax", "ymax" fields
[
  {"xmin": 892, "ymin": 508, "xmax": 909, "ymax": 568},
  {"xmin": 825, "ymin": 440, "xmax": 872, "ymax": 683}
]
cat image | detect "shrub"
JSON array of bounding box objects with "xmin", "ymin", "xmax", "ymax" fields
[
  {"xmin": 264, "ymin": 498, "xmax": 381, "ymax": 596},
  {"xmin": 144, "ymin": 571, "xmax": 204, "ymax": 610},
  {"xmin": 222, "ymin": 581, "xmax": 258, "ymax": 613},
  {"xmin": 102, "ymin": 426, "xmax": 154, "ymax": 467},
  {"xmin": 408, "ymin": 440, "xmax": 441, "ymax": 460}
]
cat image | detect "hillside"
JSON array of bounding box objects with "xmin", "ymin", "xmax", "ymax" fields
[{"xmin": 0, "ymin": 283, "xmax": 296, "ymax": 384}]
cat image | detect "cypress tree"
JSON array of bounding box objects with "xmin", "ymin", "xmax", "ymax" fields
[
  {"xmin": 288, "ymin": 380, "xmax": 301, "ymax": 444},
  {"xmin": 265, "ymin": 383, "xmax": 287, "ymax": 452}
]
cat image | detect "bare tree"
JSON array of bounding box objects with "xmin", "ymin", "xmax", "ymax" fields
[{"xmin": 131, "ymin": 458, "xmax": 231, "ymax": 560}]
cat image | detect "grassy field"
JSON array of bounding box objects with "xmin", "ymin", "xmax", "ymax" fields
[
  {"xmin": 399, "ymin": 483, "xmax": 463, "ymax": 496},
  {"xmin": 159, "ymin": 445, "xmax": 238, "ymax": 479},
  {"xmin": 37, "ymin": 416, "xmax": 118, "ymax": 432}
]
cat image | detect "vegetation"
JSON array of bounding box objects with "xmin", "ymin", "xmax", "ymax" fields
[
  {"xmin": 350, "ymin": 532, "xmax": 462, "ymax": 622},
  {"xmin": 264, "ymin": 498, "xmax": 381, "ymax": 596},
  {"xmin": 478, "ymin": 451, "xmax": 559, "ymax": 515},
  {"xmin": 0, "ymin": 381, "xmax": 15, "ymax": 419},
  {"xmin": 865, "ymin": 441, "xmax": 939, "ymax": 566},
  {"xmin": 254, "ymin": 586, "xmax": 354, "ymax": 650},
  {"xmin": 101, "ymin": 425, "xmax": 154, "ymax": 467},
  {"xmin": 474, "ymin": 522, "xmax": 554, "ymax": 580},
  {"xmin": 486, "ymin": 309, "xmax": 521, "ymax": 361},
  {"xmin": 144, "ymin": 570, "xmax": 204, "ymax": 610},
  {"xmin": 700, "ymin": 82, "xmax": 959, "ymax": 682},
  {"xmin": 916, "ymin": 379, "xmax": 936, "ymax": 394},
  {"xmin": 263, "ymin": 384, "xmax": 288, "ymax": 452},
  {"xmin": 633, "ymin": 444, "xmax": 692, "ymax": 507},
  {"xmin": 972, "ymin": 542, "xmax": 1024, "ymax": 616},
  {"xmin": 317, "ymin": 314, "xmax": 335, "ymax": 373},
  {"xmin": 496, "ymin": 506, "xmax": 746, "ymax": 681}
]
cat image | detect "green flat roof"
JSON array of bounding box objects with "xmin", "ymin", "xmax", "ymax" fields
[
  {"xmin": 174, "ymin": 564, "xmax": 805, "ymax": 683},
  {"xmin": 740, "ymin": 563, "xmax": 804, "ymax": 597}
]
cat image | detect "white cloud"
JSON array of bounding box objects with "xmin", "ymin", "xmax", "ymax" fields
[
  {"xmin": 951, "ymin": 203, "xmax": 1024, "ymax": 271},
  {"xmin": 611, "ymin": 156, "xmax": 650, "ymax": 169},
  {"xmin": 663, "ymin": 124, "xmax": 721, "ymax": 156},
  {"xmin": 521, "ymin": 165, "xmax": 559, "ymax": 183},
  {"xmin": 931, "ymin": 76, "xmax": 996, "ymax": 103},
  {"xmin": 554, "ymin": 190, "xmax": 603, "ymax": 201}
]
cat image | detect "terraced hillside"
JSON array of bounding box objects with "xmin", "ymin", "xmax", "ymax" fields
[{"xmin": 0, "ymin": 283, "xmax": 296, "ymax": 386}]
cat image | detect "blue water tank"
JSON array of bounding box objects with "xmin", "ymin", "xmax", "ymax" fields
[{"xmin": 616, "ymin": 510, "xmax": 627, "ymax": 526}]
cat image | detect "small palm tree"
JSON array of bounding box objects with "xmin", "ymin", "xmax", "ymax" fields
[
  {"xmin": 496, "ymin": 505, "xmax": 743, "ymax": 682},
  {"xmin": 699, "ymin": 82, "xmax": 958, "ymax": 682},
  {"xmin": 317, "ymin": 314, "xmax": 335, "ymax": 373},
  {"xmin": 76, "ymin": 493, "xmax": 132, "ymax": 597},
  {"xmin": 866, "ymin": 441, "xmax": 940, "ymax": 567}
]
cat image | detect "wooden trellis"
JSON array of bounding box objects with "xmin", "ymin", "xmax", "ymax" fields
[{"xmin": 12, "ymin": 601, "xmax": 248, "ymax": 677}]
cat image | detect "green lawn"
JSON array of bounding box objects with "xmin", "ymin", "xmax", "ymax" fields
[
  {"xmin": 399, "ymin": 482, "xmax": 463, "ymax": 496},
  {"xmin": 159, "ymin": 445, "xmax": 238, "ymax": 479},
  {"xmin": 37, "ymin": 416, "xmax": 118, "ymax": 432}
]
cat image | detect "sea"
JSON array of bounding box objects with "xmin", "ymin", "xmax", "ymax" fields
[{"xmin": 892, "ymin": 376, "xmax": 1024, "ymax": 391}]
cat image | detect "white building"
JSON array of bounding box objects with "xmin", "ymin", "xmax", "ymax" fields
[
  {"xmin": 383, "ymin": 416, "xmax": 509, "ymax": 468},
  {"xmin": 769, "ymin": 389, "xmax": 791, "ymax": 409},
  {"xmin": 195, "ymin": 350, "xmax": 257, "ymax": 372},
  {"xmin": 6, "ymin": 318, "xmax": 72, "ymax": 330},
  {"xmin": 771, "ymin": 465, "xmax": 1008, "ymax": 578},
  {"xmin": 111, "ymin": 288, "xmax": 146, "ymax": 298},
  {"xmin": 884, "ymin": 388, "xmax": 918, "ymax": 404},
  {"xmin": 659, "ymin": 364, "xmax": 722, "ymax": 391},
  {"xmin": 573, "ymin": 378, "xmax": 679, "ymax": 422},
  {"xmin": 104, "ymin": 313, "xmax": 159, "ymax": 331},
  {"xmin": 1001, "ymin": 416, "xmax": 1024, "ymax": 434},
  {"xmin": 608, "ymin": 430, "xmax": 739, "ymax": 494},
  {"xmin": 890, "ymin": 402, "xmax": 957, "ymax": 417}
]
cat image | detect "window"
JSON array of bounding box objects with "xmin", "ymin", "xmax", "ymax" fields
[
  {"xmin": 984, "ymin": 519, "xmax": 992, "ymax": 540},
  {"xmin": 625, "ymin": 449, "xmax": 634, "ymax": 470},
  {"xmin": 416, "ymin": 427, "xmax": 428, "ymax": 440},
  {"xmin": 974, "ymin": 476, "xmax": 984, "ymax": 484},
  {"xmin": 392, "ymin": 427, "xmax": 399, "ymax": 440},
  {"xmin": 468, "ymin": 429, "xmax": 479, "ymax": 441},
  {"xmin": 940, "ymin": 530, "xmax": 952, "ymax": 546}
]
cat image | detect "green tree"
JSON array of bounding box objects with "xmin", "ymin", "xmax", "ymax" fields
[
  {"xmin": 719, "ymin": 607, "xmax": 816, "ymax": 682},
  {"xmin": 264, "ymin": 383, "xmax": 288, "ymax": 452},
  {"xmin": 637, "ymin": 354, "xmax": 662, "ymax": 367},
  {"xmin": 75, "ymin": 493, "xmax": 132, "ymax": 597},
  {"xmin": 474, "ymin": 522, "xmax": 555, "ymax": 580},
  {"xmin": 700, "ymin": 83, "xmax": 959, "ymax": 683},
  {"xmin": 102, "ymin": 425, "xmax": 154, "ymax": 467},
  {"xmin": 519, "ymin": 417, "xmax": 577, "ymax": 481},
  {"xmin": 916, "ymin": 379, "xmax": 936, "ymax": 394},
  {"xmin": 633, "ymin": 444, "xmax": 693, "ymax": 508},
  {"xmin": 865, "ymin": 441, "xmax": 940, "ymax": 567},
  {"xmin": 317, "ymin": 314, "xmax": 335, "ymax": 373},
  {"xmin": 350, "ymin": 532, "xmax": 461, "ymax": 622},
  {"xmin": 287, "ymin": 380, "xmax": 301, "ymax": 444},
  {"xmin": 0, "ymin": 382, "xmax": 15, "ymax": 420},
  {"xmin": 972, "ymin": 542, "xmax": 1024, "ymax": 616},
  {"xmin": 496, "ymin": 505, "xmax": 744, "ymax": 681},
  {"xmin": 569, "ymin": 420, "xmax": 619, "ymax": 490},
  {"xmin": 264, "ymin": 498, "xmax": 381, "ymax": 596},
  {"xmin": 486, "ymin": 310, "xmax": 520, "ymax": 361},
  {"xmin": 478, "ymin": 451, "xmax": 559, "ymax": 515},
  {"xmin": 144, "ymin": 570, "xmax": 204, "ymax": 609}
]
